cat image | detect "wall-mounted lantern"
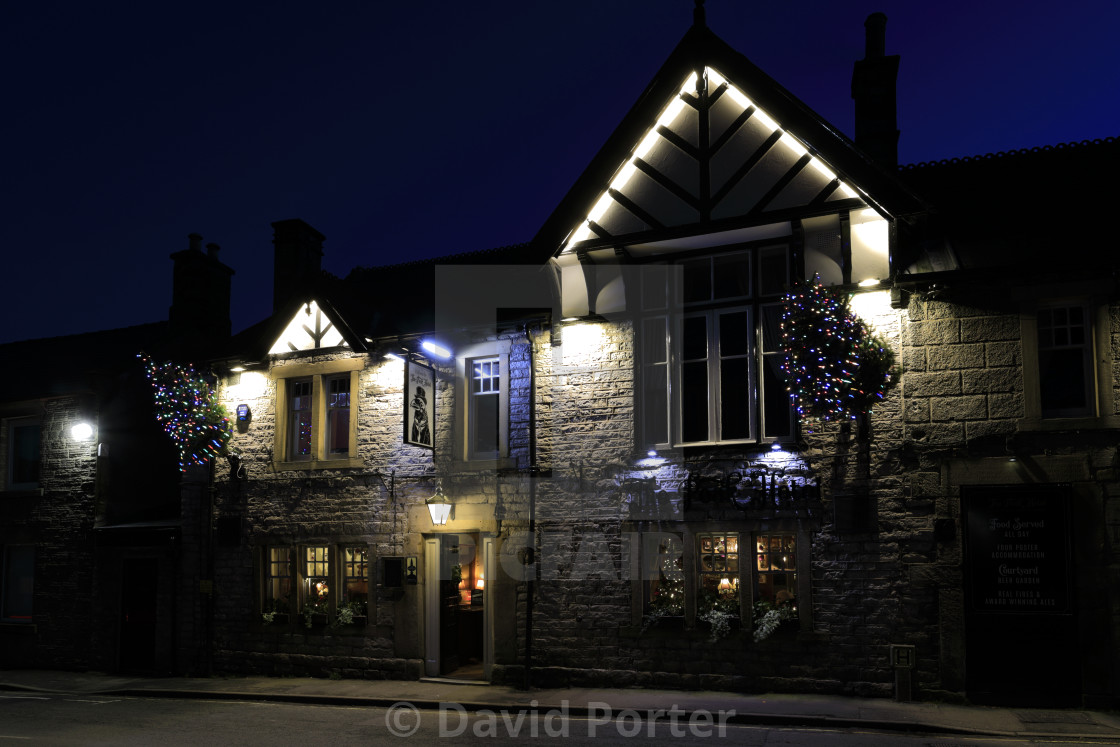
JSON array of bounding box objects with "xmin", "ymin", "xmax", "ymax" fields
[
  {"xmin": 426, "ymin": 480, "xmax": 452, "ymax": 526},
  {"xmin": 70, "ymin": 422, "xmax": 94, "ymax": 441}
]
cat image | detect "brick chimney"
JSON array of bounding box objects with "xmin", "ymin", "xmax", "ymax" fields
[
  {"xmin": 272, "ymin": 219, "xmax": 324, "ymax": 313},
  {"xmin": 851, "ymin": 12, "xmax": 900, "ymax": 168},
  {"xmin": 169, "ymin": 233, "xmax": 234, "ymax": 341}
]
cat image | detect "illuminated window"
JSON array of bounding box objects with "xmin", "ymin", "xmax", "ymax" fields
[
  {"xmin": 1037, "ymin": 305, "xmax": 1093, "ymax": 418},
  {"xmin": 643, "ymin": 533, "xmax": 684, "ymax": 617},
  {"xmin": 342, "ymin": 546, "xmax": 368, "ymax": 608},
  {"xmin": 697, "ymin": 532, "xmax": 740, "ymax": 616},
  {"xmin": 271, "ymin": 359, "xmax": 362, "ymax": 469},
  {"xmin": 754, "ymin": 533, "xmax": 797, "ymax": 610},
  {"xmin": 640, "ymin": 247, "xmax": 793, "ymax": 447},
  {"xmin": 304, "ymin": 546, "xmax": 330, "ymax": 612},
  {"xmin": 264, "ymin": 547, "xmax": 291, "ymax": 614},
  {"xmin": 1, "ymin": 545, "xmax": 34, "ymax": 622},
  {"xmin": 6, "ymin": 417, "xmax": 40, "ymax": 491}
]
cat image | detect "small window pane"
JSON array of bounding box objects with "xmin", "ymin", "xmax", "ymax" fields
[
  {"xmin": 719, "ymin": 311, "xmax": 750, "ymax": 356},
  {"xmin": 642, "ymin": 367, "xmax": 668, "ymax": 445},
  {"xmin": 474, "ymin": 393, "xmax": 499, "ymax": 454},
  {"xmin": 681, "ymin": 361, "xmax": 709, "ymax": 442},
  {"xmin": 758, "ymin": 246, "xmax": 788, "ymax": 296},
  {"xmin": 682, "ymin": 316, "xmax": 707, "ymax": 360},
  {"xmin": 641, "ymin": 265, "xmax": 669, "ymax": 311},
  {"xmin": 342, "ymin": 547, "xmax": 368, "ymax": 607},
  {"xmin": 720, "ymin": 358, "xmax": 750, "ymax": 440},
  {"xmin": 682, "ymin": 258, "xmax": 712, "ymax": 303},
  {"xmin": 754, "ymin": 533, "xmax": 797, "ymax": 610},
  {"xmin": 642, "ymin": 318, "xmax": 667, "ymax": 365},
  {"xmin": 266, "ymin": 548, "xmax": 292, "ymax": 613},
  {"xmin": 327, "ymin": 376, "xmax": 350, "ymax": 455},
  {"xmin": 289, "ymin": 380, "xmax": 313, "ymax": 460},
  {"xmin": 713, "ymin": 253, "xmax": 751, "ymax": 299}
]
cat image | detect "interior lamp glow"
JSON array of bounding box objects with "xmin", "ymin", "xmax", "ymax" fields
[
  {"xmin": 421, "ymin": 340, "xmax": 452, "ymax": 359},
  {"xmin": 426, "ymin": 481, "xmax": 452, "ymax": 526},
  {"xmin": 71, "ymin": 422, "xmax": 94, "ymax": 441},
  {"xmin": 475, "ymin": 574, "xmax": 485, "ymax": 590},
  {"xmin": 718, "ymin": 578, "xmax": 732, "ymax": 593}
]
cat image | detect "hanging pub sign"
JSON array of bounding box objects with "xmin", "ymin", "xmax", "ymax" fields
[
  {"xmin": 404, "ymin": 360, "xmax": 435, "ymax": 449},
  {"xmin": 962, "ymin": 484, "xmax": 1073, "ymax": 614}
]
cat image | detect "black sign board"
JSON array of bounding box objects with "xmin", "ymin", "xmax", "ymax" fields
[{"xmin": 963, "ymin": 484, "xmax": 1072, "ymax": 614}]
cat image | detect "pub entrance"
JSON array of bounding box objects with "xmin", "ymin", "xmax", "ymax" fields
[
  {"xmin": 426, "ymin": 533, "xmax": 486, "ymax": 680},
  {"xmin": 962, "ymin": 484, "xmax": 1080, "ymax": 705}
]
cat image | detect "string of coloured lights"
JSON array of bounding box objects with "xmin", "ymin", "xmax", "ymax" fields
[
  {"xmin": 779, "ymin": 277, "xmax": 896, "ymax": 421},
  {"xmin": 139, "ymin": 353, "xmax": 232, "ymax": 471}
]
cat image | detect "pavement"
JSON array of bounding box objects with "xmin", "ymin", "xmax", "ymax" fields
[{"xmin": 2, "ymin": 668, "xmax": 1120, "ymax": 742}]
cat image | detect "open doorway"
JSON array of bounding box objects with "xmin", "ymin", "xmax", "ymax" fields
[{"xmin": 426, "ymin": 533, "xmax": 487, "ymax": 680}]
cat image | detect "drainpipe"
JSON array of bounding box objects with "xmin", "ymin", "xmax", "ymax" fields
[{"xmin": 524, "ymin": 324, "xmax": 538, "ymax": 690}]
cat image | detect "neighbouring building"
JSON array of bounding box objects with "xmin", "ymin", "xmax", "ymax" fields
[{"xmin": 3, "ymin": 7, "xmax": 1117, "ymax": 708}]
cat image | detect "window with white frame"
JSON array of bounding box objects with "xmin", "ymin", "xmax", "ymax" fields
[
  {"xmin": 6, "ymin": 417, "xmax": 41, "ymax": 491},
  {"xmin": 455, "ymin": 341, "xmax": 511, "ymax": 464},
  {"xmin": 271, "ymin": 359, "xmax": 362, "ymax": 469},
  {"xmin": 1, "ymin": 545, "xmax": 34, "ymax": 622},
  {"xmin": 1021, "ymin": 296, "xmax": 1118, "ymax": 428},
  {"xmin": 1036, "ymin": 304, "xmax": 1093, "ymax": 418},
  {"xmin": 469, "ymin": 357, "xmax": 501, "ymax": 459},
  {"xmin": 640, "ymin": 245, "xmax": 794, "ymax": 448}
]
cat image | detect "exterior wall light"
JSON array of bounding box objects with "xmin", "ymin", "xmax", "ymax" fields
[
  {"xmin": 71, "ymin": 422, "xmax": 94, "ymax": 441},
  {"xmin": 421, "ymin": 340, "xmax": 452, "ymax": 359},
  {"xmin": 426, "ymin": 480, "xmax": 452, "ymax": 525}
]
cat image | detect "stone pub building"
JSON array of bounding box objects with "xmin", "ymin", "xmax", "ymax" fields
[{"xmin": 2, "ymin": 6, "xmax": 1117, "ymax": 707}]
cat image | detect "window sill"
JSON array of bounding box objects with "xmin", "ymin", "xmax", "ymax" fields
[
  {"xmin": 456, "ymin": 457, "xmax": 516, "ymax": 473},
  {"xmin": 272, "ymin": 457, "xmax": 365, "ymax": 472},
  {"xmin": 1018, "ymin": 415, "xmax": 1120, "ymax": 432}
]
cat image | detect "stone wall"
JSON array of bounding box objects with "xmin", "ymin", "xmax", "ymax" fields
[{"xmin": 0, "ymin": 396, "xmax": 97, "ymax": 670}]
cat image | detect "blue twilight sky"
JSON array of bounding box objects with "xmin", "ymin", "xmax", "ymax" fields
[{"xmin": 3, "ymin": 0, "xmax": 1117, "ymax": 345}]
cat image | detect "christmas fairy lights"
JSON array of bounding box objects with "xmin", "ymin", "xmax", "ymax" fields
[
  {"xmin": 779, "ymin": 277, "xmax": 896, "ymax": 421},
  {"xmin": 139, "ymin": 353, "xmax": 232, "ymax": 471}
]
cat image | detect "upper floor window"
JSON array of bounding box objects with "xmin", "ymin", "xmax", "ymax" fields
[
  {"xmin": 271, "ymin": 359, "xmax": 363, "ymax": 470},
  {"xmin": 1021, "ymin": 296, "xmax": 1118, "ymax": 428},
  {"xmin": 455, "ymin": 341, "xmax": 511, "ymax": 465},
  {"xmin": 5, "ymin": 417, "xmax": 40, "ymax": 492},
  {"xmin": 469, "ymin": 357, "xmax": 501, "ymax": 459},
  {"xmin": 1036, "ymin": 305, "xmax": 1093, "ymax": 418},
  {"xmin": 639, "ymin": 246, "xmax": 794, "ymax": 448}
]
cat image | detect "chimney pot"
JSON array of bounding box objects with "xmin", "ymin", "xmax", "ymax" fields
[
  {"xmin": 864, "ymin": 12, "xmax": 887, "ymax": 59},
  {"xmin": 188, "ymin": 233, "xmax": 203, "ymax": 252}
]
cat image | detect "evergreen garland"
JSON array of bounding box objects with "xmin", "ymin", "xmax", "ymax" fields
[
  {"xmin": 139, "ymin": 354, "xmax": 232, "ymax": 471},
  {"xmin": 780, "ymin": 277, "xmax": 896, "ymax": 421}
]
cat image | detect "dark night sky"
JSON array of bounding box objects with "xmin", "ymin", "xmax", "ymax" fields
[{"xmin": 4, "ymin": 1, "xmax": 1117, "ymax": 346}]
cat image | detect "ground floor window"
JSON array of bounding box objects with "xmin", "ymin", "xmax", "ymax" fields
[
  {"xmin": 643, "ymin": 533, "xmax": 684, "ymax": 620},
  {"xmin": 697, "ymin": 532, "xmax": 740, "ymax": 616},
  {"xmin": 264, "ymin": 547, "xmax": 291, "ymax": 614},
  {"xmin": 261, "ymin": 544, "xmax": 372, "ymax": 627},
  {"xmin": 303, "ymin": 546, "xmax": 330, "ymax": 614},
  {"xmin": 753, "ymin": 533, "xmax": 797, "ymax": 610},
  {"xmin": 341, "ymin": 546, "xmax": 369, "ymax": 621},
  {"xmin": 633, "ymin": 526, "xmax": 807, "ymax": 637}
]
